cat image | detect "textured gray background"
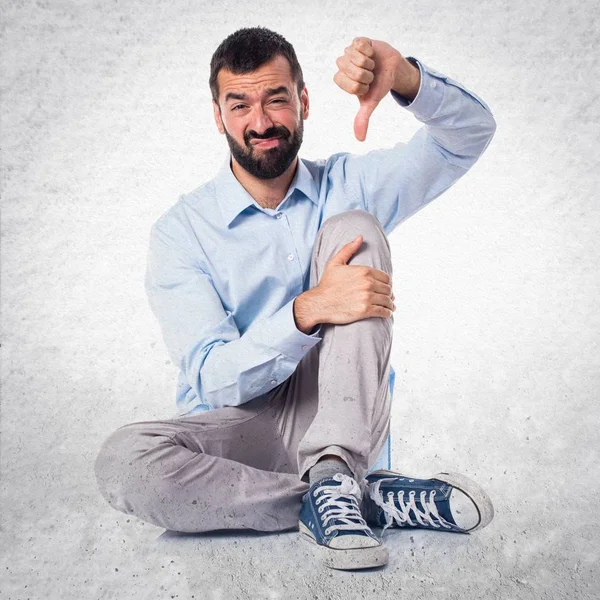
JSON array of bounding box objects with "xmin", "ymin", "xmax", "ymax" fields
[{"xmin": 1, "ymin": 0, "xmax": 599, "ymax": 598}]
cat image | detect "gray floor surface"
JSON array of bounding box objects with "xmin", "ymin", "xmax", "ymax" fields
[{"xmin": 1, "ymin": 1, "xmax": 599, "ymax": 598}]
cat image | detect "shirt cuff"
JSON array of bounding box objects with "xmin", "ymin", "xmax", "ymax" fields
[
  {"xmin": 247, "ymin": 297, "xmax": 322, "ymax": 362},
  {"xmin": 390, "ymin": 56, "xmax": 445, "ymax": 122}
]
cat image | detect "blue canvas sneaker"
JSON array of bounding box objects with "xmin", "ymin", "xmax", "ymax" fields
[
  {"xmin": 363, "ymin": 470, "xmax": 494, "ymax": 534},
  {"xmin": 299, "ymin": 473, "xmax": 388, "ymax": 570}
]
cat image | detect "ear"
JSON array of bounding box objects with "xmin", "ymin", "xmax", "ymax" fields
[
  {"xmin": 300, "ymin": 86, "xmax": 309, "ymax": 120},
  {"xmin": 213, "ymin": 100, "xmax": 225, "ymax": 134}
]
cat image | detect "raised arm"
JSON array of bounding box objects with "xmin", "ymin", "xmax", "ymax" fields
[{"xmin": 332, "ymin": 37, "xmax": 497, "ymax": 235}]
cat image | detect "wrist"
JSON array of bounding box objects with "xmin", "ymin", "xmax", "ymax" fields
[
  {"xmin": 392, "ymin": 56, "xmax": 421, "ymax": 102},
  {"xmin": 293, "ymin": 290, "xmax": 320, "ymax": 334}
]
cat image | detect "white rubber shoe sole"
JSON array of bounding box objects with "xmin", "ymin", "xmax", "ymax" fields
[
  {"xmin": 433, "ymin": 471, "xmax": 495, "ymax": 532},
  {"xmin": 299, "ymin": 522, "xmax": 389, "ymax": 570}
]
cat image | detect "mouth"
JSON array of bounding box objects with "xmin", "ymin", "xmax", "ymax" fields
[{"xmin": 250, "ymin": 136, "xmax": 282, "ymax": 148}]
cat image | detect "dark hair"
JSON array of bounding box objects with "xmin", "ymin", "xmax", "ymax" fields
[{"xmin": 209, "ymin": 27, "xmax": 304, "ymax": 108}]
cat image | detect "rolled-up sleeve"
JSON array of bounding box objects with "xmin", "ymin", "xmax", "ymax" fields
[
  {"xmin": 339, "ymin": 56, "xmax": 497, "ymax": 236},
  {"xmin": 145, "ymin": 219, "xmax": 322, "ymax": 409}
]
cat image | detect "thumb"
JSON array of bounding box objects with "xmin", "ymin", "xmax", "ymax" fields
[
  {"xmin": 354, "ymin": 100, "xmax": 378, "ymax": 142},
  {"xmin": 330, "ymin": 235, "xmax": 363, "ymax": 265}
]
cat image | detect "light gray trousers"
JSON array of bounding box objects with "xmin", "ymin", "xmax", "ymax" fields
[{"xmin": 94, "ymin": 209, "xmax": 394, "ymax": 533}]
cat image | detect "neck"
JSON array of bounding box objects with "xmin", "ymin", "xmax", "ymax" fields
[{"xmin": 231, "ymin": 156, "xmax": 298, "ymax": 210}]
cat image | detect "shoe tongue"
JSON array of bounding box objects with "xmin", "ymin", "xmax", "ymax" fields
[
  {"xmin": 315, "ymin": 475, "xmax": 363, "ymax": 513},
  {"xmin": 314, "ymin": 475, "xmax": 343, "ymax": 488},
  {"xmin": 317, "ymin": 474, "xmax": 360, "ymax": 498}
]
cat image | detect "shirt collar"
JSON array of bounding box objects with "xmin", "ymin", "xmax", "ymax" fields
[{"xmin": 214, "ymin": 151, "xmax": 319, "ymax": 228}]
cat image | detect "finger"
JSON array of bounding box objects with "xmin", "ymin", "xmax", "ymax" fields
[
  {"xmin": 336, "ymin": 55, "xmax": 375, "ymax": 86},
  {"xmin": 371, "ymin": 281, "xmax": 393, "ymax": 297},
  {"xmin": 351, "ymin": 37, "xmax": 374, "ymax": 58},
  {"xmin": 371, "ymin": 292, "xmax": 395, "ymax": 310},
  {"xmin": 331, "ymin": 235, "xmax": 363, "ymax": 265},
  {"xmin": 354, "ymin": 102, "xmax": 376, "ymax": 141},
  {"xmin": 370, "ymin": 305, "xmax": 394, "ymax": 319},
  {"xmin": 333, "ymin": 70, "xmax": 370, "ymax": 96},
  {"xmin": 344, "ymin": 45, "xmax": 376, "ymax": 72},
  {"xmin": 368, "ymin": 268, "xmax": 392, "ymax": 285}
]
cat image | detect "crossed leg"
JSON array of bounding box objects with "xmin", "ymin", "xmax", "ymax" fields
[{"xmin": 94, "ymin": 209, "xmax": 394, "ymax": 533}]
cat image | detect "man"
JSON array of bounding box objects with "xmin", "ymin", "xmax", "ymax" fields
[{"xmin": 95, "ymin": 27, "xmax": 496, "ymax": 570}]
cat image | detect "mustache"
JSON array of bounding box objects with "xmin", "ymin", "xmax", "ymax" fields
[{"xmin": 247, "ymin": 128, "xmax": 289, "ymax": 143}]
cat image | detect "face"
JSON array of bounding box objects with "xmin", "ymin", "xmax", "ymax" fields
[{"xmin": 213, "ymin": 55, "xmax": 309, "ymax": 180}]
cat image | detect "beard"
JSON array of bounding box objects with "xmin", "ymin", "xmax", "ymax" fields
[{"xmin": 222, "ymin": 115, "xmax": 304, "ymax": 180}]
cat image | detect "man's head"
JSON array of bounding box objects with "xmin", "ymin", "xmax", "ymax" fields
[{"xmin": 209, "ymin": 27, "xmax": 309, "ymax": 180}]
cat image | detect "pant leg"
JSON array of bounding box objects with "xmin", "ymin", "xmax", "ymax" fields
[
  {"xmin": 283, "ymin": 209, "xmax": 394, "ymax": 483},
  {"xmin": 94, "ymin": 388, "xmax": 309, "ymax": 533},
  {"xmin": 94, "ymin": 209, "xmax": 393, "ymax": 533}
]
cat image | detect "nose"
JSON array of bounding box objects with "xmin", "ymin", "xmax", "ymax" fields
[{"xmin": 248, "ymin": 105, "xmax": 275, "ymax": 137}]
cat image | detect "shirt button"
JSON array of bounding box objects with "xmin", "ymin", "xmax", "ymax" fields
[
  {"xmin": 270, "ymin": 379, "xmax": 277, "ymax": 385},
  {"xmin": 276, "ymin": 213, "xmax": 283, "ymax": 219},
  {"xmin": 287, "ymin": 254, "xmax": 294, "ymax": 261},
  {"xmin": 302, "ymin": 345, "xmax": 308, "ymax": 351},
  {"xmin": 430, "ymin": 81, "xmax": 437, "ymax": 88}
]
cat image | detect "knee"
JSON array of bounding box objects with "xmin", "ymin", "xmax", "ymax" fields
[
  {"xmin": 321, "ymin": 209, "xmax": 384, "ymax": 236},
  {"xmin": 94, "ymin": 425, "xmax": 132, "ymax": 505},
  {"xmin": 93, "ymin": 423, "xmax": 163, "ymax": 511},
  {"xmin": 317, "ymin": 209, "xmax": 391, "ymax": 264}
]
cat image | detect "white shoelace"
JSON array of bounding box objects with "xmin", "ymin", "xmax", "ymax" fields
[
  {"xmin": 368, "ymin": 477, "xmax": 455, "ymax": 535},
  {"xmin": 314, "ymin": 473, "xmax": 372, "ymax": 536}
]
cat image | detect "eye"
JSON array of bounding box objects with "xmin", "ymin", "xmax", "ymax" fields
[{"xmin": 232, "ymin": 105, "xmax": 245, "ymax": 111}]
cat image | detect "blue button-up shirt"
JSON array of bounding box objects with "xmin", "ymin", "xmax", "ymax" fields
[{"xmin": 145, "ymin": 57, "xmax": 496, "ymax": 416}]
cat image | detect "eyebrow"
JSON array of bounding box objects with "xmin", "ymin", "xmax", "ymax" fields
[{"xmin": 224, "ymin": 86, "xmax": 291, "ymax": 104}]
